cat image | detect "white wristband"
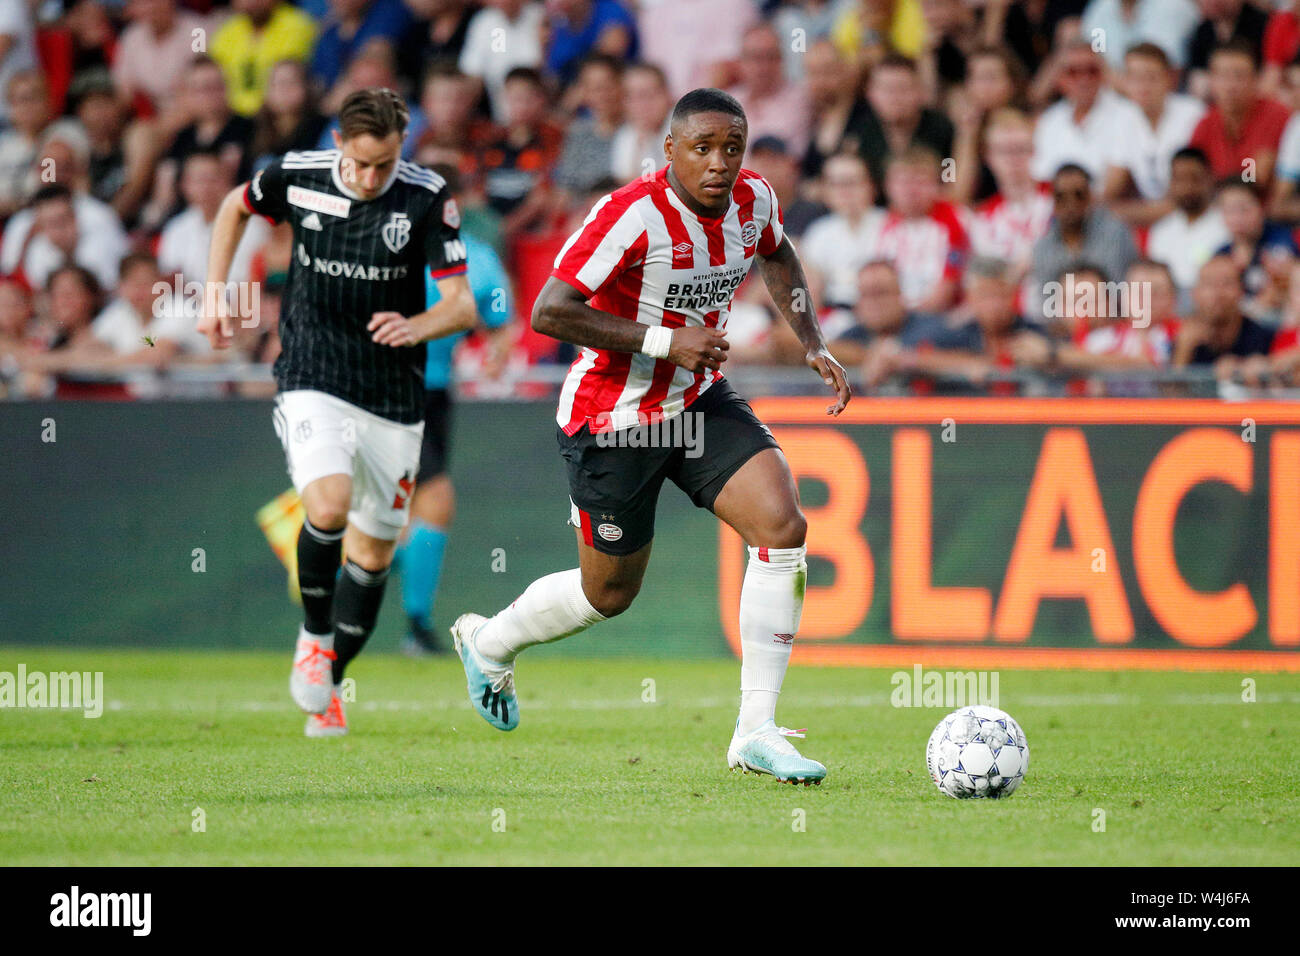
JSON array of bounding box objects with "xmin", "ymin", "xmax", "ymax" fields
[{"xmin": 641, "ymin": 325, "xmax": 673, "ymax": 360}]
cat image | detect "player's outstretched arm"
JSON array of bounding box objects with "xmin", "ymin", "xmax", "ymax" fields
[
  {"xmin": 758, "ymin": 236, "xmax": 852, "ymax": 416},
  {"xmin": 369, "ymin": 274, "xmax": 477, "ymax": 348},
  {"xmin": 532, "ymin": 277, "xmax": 729, "ymax": 373},
  {"xmin": 198, "ymin": 185, "xmax": 254, "ymax": 350}
]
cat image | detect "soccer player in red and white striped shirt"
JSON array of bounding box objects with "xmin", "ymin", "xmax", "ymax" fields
[{"xmin": 450, "ymin": 89, "xmax": 851, "ymax": 784}]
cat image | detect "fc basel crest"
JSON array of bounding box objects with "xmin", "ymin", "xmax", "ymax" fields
[{"xmin": 381, "ymin": 212, "xmax": 412, "ymax": 254}]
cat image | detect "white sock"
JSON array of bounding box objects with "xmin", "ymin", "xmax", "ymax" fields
[
  {"xmin": 475, "ymin": 569, "xmax": 605, "ymax": 663},
  {"xmin": 737, "ymin": 545, "xmax": 806, "ymax": 736}
]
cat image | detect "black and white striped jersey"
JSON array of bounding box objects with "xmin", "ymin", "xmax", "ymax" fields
[{"xmin": 244, "ymin": 149, "xmax": 468, "ymax": 424}]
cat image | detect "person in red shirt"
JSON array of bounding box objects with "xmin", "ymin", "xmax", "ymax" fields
[{"xmin": 1189, "ymin": 39, "xmax": 1290, "ymax": 188}]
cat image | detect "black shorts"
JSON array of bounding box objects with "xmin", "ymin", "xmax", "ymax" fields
[
  {"xmin": 416, "ymin": 388, "xmax": 452, "ymax": 483},
  {"xmin": 557, "ymin": 378, "xmax": 781, "ymax": 555}
]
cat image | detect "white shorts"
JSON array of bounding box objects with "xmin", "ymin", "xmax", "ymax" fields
[{"xmin": 273, "ymin": 389, "xmax": 424, "ymax": 541}]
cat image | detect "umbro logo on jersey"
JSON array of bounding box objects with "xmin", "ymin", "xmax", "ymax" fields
[
  {"xmin": 382, "ymin": 212, "xmax": 412, "ymax": 253},
  {"xmin": 672, "ymin": 241, "xmax": 694, "ymax": 265},
  {"xmin": 301, "ymin": 212, "xmax": 323, "ymax": 231}
]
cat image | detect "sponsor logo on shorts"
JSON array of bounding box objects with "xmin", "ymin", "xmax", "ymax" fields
[{"xmin": 597, "ymin": 523, "xmax": 623, "ymax": 542}]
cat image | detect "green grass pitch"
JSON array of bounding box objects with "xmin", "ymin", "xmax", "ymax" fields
[{"xmin": 2, "ymin": 649, "xmax": 1297, "ymax": 866}]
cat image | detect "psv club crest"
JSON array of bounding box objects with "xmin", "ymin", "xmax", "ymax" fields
[{"xmin": 382, "ymin": 212, "xmax": 411, "ymax": 253}]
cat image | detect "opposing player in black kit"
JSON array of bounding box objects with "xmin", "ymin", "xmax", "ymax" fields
[{"xmin": 199, "ymin": 88, "xmax": 477, "ymax": 737}]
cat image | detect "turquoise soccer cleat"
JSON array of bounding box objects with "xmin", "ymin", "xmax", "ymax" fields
[
  {"xmin": 727, "ymin": 719, "xmax": 826, "ymax": 785},
  {"xmin": 450, "ymin": 613, "xmax": 519, "ymax": 732}
]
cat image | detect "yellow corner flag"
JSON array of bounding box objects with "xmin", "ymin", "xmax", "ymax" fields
[{"xmin": 256, "ymin": 488, "xmax": 304, "ymax": 605}]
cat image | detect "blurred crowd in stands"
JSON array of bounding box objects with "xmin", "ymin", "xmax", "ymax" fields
[{"xmin": 4, "ymin": 0, "xmax": 1300, "ymax": 401}]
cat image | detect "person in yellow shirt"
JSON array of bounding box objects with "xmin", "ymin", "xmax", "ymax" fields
[
  {"xmin": 832, "ymin": 0, "xmax": 926, "ymax": 67},
  {"xmin": 212, "ymin": 0, "xmax": 317, "ymax": 117}
]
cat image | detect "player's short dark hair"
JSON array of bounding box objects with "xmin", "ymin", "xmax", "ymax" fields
[
  {"xmin": 339, "ymin": 87, "xmax": 409, "ymax": 141},
  {"xmin": 670, "ymin": 88, "xmax": 746, "ymax": 131},
  {"xmin": 1171, "ymin": 146, "xmax": 1210, "ymax": 169},
  {"xmin": 1209, "ymin": 37, "xmax": 1260, "ymax": 72},
  {"xmin": 30, "ymin": 183, "xmax": 73, "ymax": 208},
  {"xmin": 1125, "ymin": 42, "xmax": 1170, "ymax": 69}
]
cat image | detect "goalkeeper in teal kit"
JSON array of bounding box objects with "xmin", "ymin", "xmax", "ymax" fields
[{"xmin": 396, "ymin": 170, "xmax": 513, "ymax": 655}]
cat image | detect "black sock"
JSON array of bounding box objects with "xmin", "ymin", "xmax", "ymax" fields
[
  {"xmin": 297, "ymin": 518, "xmax": 344, "ymax": 635},
  {"xmin": 332, "ymin": 559, "xmax": 389, "ymax": 683}
]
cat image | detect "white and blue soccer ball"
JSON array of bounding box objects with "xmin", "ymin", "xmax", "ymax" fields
[{"xmin": 925, "ymin": 705, "xmax": 1029, "ymax": 799}]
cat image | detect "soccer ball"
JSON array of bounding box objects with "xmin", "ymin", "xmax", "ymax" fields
[{"xmin": 925, "ymin": 705, "xmax": 1029, "ymax": 799}]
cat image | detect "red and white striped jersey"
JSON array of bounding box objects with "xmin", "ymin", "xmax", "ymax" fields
[
  {"xmin": 865, "ymin": 200, "xmax": 969, "ymax": 308},
  {"xmin": 550, "ymin": 166, "xmax": 783, "ymax": 435},
  {"xmin": 965, "ymin": 184, "xmax": 1053, "ymax": 270}
]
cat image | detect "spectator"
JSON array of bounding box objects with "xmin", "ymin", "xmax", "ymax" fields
[
  {"xmin": 0, "ymin": 0, "xmax": 36, "ymax": 126},
  {"xmin": 71, "ymin": 71, "xmax": 157, "ymax": 226},
  {"xmin": 459, "ymin": 0, "xmax": 545, "ymax": 125},
  {"xmin": 1079, "ymin": 0, "xmax": 1199, "ymax": 71},
  {"xmin": 1255, "ymin": 259, "xmax": 1300, "ymax": 384},
  {"xmin": 746, "ymin": 135, "xmax": 826, "ymax": 239},
  {"xmin": 830, "ymin": 0, "xmax": 928, "ymax": 70},
  {"xmin": 1187, "ymin": 0, "xmax": 1268, "ymax": 84},
  {"xmin": 1173, "ymin": 253, "xmax": 1275, "ymax": 377},
  {"xmin": 1102, "ymin": 43, "xmax": 1206, "ymax": 225},
  {"xmin": 728, "ymin": 24, "xmax": 812, "ymax": 159},
  {"xmin": 19, "ymin": 265, "xmax": 105, "ymax": 397},
  {"xmin": 546, "ymin": 0, "xmax": 638, "ymax": 88},
  {"xmin": 1268, "ymin": 94, "xmax": 1300, "ymax": 221},
  {"xmin": 1030, "ymin": 40, "xmax": 1127, "ymax": 185},
  {"xmin": 398, "ymin": 0, "xmax": 478, "ymax": 86},
  {"xmin": 1030, "ymin": 163, "xmax": 1138, "ymax": 323},
  {"xmin": 211, "ymin": 0, "xmax": 317, "ymax": 118},
  {"xmin": 1146, "ymin": 147, "xmax": 1231, "ymax": 301},
  {"xmin": 638, "ymin": 0, "xmax": 757, "ymax": 97},
  {"xmin": 1261, "ymin": 0, "xmax": 1300, "ymax": 98},
  {"xmin": 157, "ymin": 149, "xmax": 268, "ymax": 286},
  {"xmin": 479, "ymin": 67, "xmax": 563, "ymax": 237},
  {"xmin": 610, "ymin": 62, "xmax": 671, "ymax": 183},
  {"xmin": 1215, "ymin": 179, "xmax": 1298, "ymax": 307},
  {"xmin": 916, "ymin": 0, "xmax": 979, "ymax": 101},
  {"xmin": 902, "ymin": 254, "xmax": 1047, "ymax": 394},
  {"xmin": 0, "ymin": 72, "xmax": 57, "ymax": 219},
  {"xmin": 1, "ymin": 184, "xmax": 127, "ymax": 293},
  {"xmin": 248, "ymin": 59, "xmax": 330, "ymax": 174},
  {"xmin": 801, "ymin": 39, "xmax": 871, "ymax": 182},
  {"xmin": 800, "ymin": 153, "xmax": 885, "ymax": 309},
  {"xmin": 826, "ymin": 259, "xmax": 945, "ymax": 386},
  {"xmin": 773, "ymin": 0, "xmax": 851, "ymax": 83},
  {"xmin": 147, "ymin": 57, "xmax": 256, "ymax": 231},
  {"xmin": 1188, "ymin": 39, "xmax": 1289, "ymax": 188},
  {"xmin": 0, "ymin": 279, "xmax": 35, "ymax": 397},
  {"xmin": 112, "ymin": 0, "xmax": 209, "ymax": 116},
  {"xmin": 948, "ymin": 46, "xmax": 1027, "ymax": 205},
  {"xmin": 310, "ymin": 0, "xmax": 412, "ymax": 91},
  {"xmin": 412, "ymin": 62, "xmax": 496, "ymax": 171},
  {"xmin": 555, "ymin": 54, "xmax": 624, "ymax": 193},
  {"xmin": 966, "ymin": 108, "xmax": 1053, "ymax": 303},
  {"xmin": 859, "ymin": 54, "xmax": 954, "ymax": 200},
  {"xmin": 868, "ymin": 145, "xmax": 969, "ymax": 313}
]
